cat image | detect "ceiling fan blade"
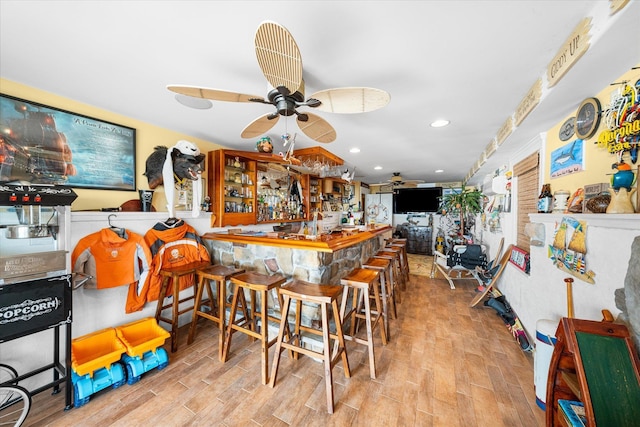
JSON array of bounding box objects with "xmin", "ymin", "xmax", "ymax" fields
[
  {"xmin": 309, "ymin": 87, "xmax": 390, "ymax": 113},
  {"xmin": 167, "ymin": 85, "xmax": 264, "ymax": 103},
  {"xmin": 296, "ymin": 112, "xmax": 336, "ymax": 143},
  {"xmin": 241, "ymin": 113, "xmax": 280, "ymax": 139},
  {"xmin": 255, "ymin": 21, "xmax": 303, "ymax": 96}
]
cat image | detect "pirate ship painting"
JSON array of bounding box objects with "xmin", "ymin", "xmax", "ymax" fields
[
  {"xmin": 548, "ymin": 216, "xmax": 595, "ymax": 284},
  {"xmin": 1, "ymin": 94, "xmax": 135, "ymax": 190},
  {"xmin": 0, "ymin": 102, "xmax": 75, "ymax": 184}
]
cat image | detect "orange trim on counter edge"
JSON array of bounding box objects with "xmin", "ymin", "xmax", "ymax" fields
[{"xmin": 201, "ymin": 225, "xmax": 392, "ymax": 253}]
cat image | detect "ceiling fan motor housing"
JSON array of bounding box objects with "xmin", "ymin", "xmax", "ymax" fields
[
  {"xmin": 391, "ymin": 174, "xmax": 403, "ymax": 183},
  {"xmin": 268, "ymin": 88, "xmax": 304, "ymax": 117}
]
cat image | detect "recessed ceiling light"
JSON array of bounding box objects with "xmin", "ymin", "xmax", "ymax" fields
[
  {"xmin": 435, "ymin": 169, "xmax": 444, "ymax": 173},
  {"xmin": 374, "ymin": 166, "xmax": 383, "ymax": 170},
  {"xmin": 175, "ymin": 94, "xmax": 213, "ymax": 109},
  {"xmin": 350, "ymin": 147, "xmax": 361, "ymax": 153},
  {"xmin": 430, "ymin": 119, "xmax": 450, "ymax": 128}
]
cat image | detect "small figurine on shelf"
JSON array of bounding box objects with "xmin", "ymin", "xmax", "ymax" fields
[
  {"xmin": 256, "ymin": 136, "xmax": 273, "ymax": 153},
  {"xmin": 201, "ymin": 196, "xmax": 211, "ymax": 212},
  {"xmin": 610, "ymin": 161, "xmax": 636, "ymax": 191},
  {"xmin": 606, "ymin": 161, "xmax": 637, "ymax": 214}
]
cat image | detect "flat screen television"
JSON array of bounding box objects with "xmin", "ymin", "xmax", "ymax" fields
[{"xmin": 393, "ymin": 187, "xmax": 442, "ymax": 214}]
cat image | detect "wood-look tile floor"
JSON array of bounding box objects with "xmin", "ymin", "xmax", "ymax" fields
[{"xmin": 23, "ymin": 271, "xmax": 546, "ymax": 426}]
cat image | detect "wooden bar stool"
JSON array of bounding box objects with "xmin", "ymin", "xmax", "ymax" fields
[
  {"xmin": 362, "ymin": 257, "xmax": 396, "ymax": 339},
  {"xmin": 382, "ymin": 246, "xmax": 407, "ymax": 291},
  {"xmin": 222, "ymin": 271, "xmax": 287, "ymax": 385},
  {"xmin": 155, "ymin": 261, "xmax": 211, "ymax": 353},
  {"xmin": 269, "ymin": 279, "xmax": 351, "ymax": 414},
  {"xmin": 339, "ymin": 268, "xmax": 387, "ymax": 379},
  {"xmin": 187, "ymin": 264, "xmax": 245, "ymax": 360},
  {"xmin": 389, "ymin": 238, "xmax": 410, "ymax": 280},
  {"xmin": 375, "ymin": 250, "xmax": 403, "ymax": 304}
]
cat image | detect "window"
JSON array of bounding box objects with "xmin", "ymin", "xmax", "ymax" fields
[{"xmin": 513, "ymin": 152, "xmax": 539, "ymax": 251}]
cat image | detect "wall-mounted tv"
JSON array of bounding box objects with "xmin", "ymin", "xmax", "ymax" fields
[{"xmin": 393, "ymin": 187, "xmax": 442, "ymax": 214}]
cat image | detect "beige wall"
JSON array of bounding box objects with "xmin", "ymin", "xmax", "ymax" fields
[{"xmin": 1, "ymin": 78, "xmax": 224, "ymax": 211}]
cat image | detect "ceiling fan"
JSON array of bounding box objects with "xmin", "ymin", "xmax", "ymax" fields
[
  {"xmin": 374, "ymin": 172, "xmax": 425, "ymax": 188},
  {"xmin": 167, "ymin": 21, "xmax": 390, "ymax": 144}
]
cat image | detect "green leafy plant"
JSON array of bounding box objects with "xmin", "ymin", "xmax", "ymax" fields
[{"xmin": 439, "ymin": 183, "xmax": 484, "ymax": 237}]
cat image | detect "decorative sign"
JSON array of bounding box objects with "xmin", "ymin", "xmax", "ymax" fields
[
  {"xmin": 514, "ymin": 79, "xmax": 542, "ymax": 126},
  {"xmin": 547, "ymin": 18, "xmax": 592, "ymax": 88},
  {"xmin": 559, "ymin": 117, "xmax": 576, "ymax": 141},
  {"xmin": 485, "ymin": 139, "xmax": 497, "ymax": 158},
  {"xmin": 0, "ymin": 274, "xmax": 72, "ymax": 342},
  {"xmin": 509, "ymin": 246, "xmax": 530, "ymax": 274},
  {"xmin": 610, "ymin": 0, "xmax": 630, "ymax": 15},
  {"xmin": 548, "ymin": 217, "xmax": 595, "ymax": 284},
  {"xmin": 596, "ymin": 83, "xmax": 640, "ymax": 155},
  {"xmin": 496, "ymin": 116, "xmax": 514, "ymax": 146},
  {"xmin": 550, "ymin": 139, "xmax": 585, "ymax": 178}
]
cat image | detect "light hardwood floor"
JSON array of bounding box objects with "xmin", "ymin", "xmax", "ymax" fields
[{"xmin": 23, "ymin": 269, "xmax": 546, "ymax": 426}]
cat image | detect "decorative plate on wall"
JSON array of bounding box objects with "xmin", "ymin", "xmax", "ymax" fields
[
  {"xmin": 559, "ymin": 117, "xmax": 576, "ymax": 141},
  {"xmin": 574, "ymin": 97, "xmax": 602, "ymax": 140}
]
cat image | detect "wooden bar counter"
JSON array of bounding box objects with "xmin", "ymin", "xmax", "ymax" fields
[
  {"xmin": 202, "ymin": 225, "xmax": 392, "ymax": 286},
  {"xmin": 202, "ymin": 224, "xmax": 391, "ymax": 253}
]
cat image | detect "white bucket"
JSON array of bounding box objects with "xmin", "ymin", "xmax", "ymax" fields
[{"xmin": 534, "ymin": 319, "xmax": 558, "ymax": 410}]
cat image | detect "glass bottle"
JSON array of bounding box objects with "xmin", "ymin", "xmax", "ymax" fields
[{"xmin": 538, "ymin": 184, "xmax": 553, "ymax": 213}]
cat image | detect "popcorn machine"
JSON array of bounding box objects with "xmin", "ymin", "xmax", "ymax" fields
[{"xmin": 0, "ymin": 184, "xmax": 78, "ymax": 410}]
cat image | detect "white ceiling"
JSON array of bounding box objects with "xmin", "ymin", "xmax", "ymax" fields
[{"xmin": 1, "ymin": 1, "xmax": 638, "ymax": 187}]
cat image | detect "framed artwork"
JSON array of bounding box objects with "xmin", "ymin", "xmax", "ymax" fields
[
  {"xmin": 550, "ymin": 139, "xmax": 585, "ymax": 178},
  {"xmin": 0, "ymin": 93, "xmax": 136, "ymax": 190},
  {"xmin": 509, "ymin": 246, "xmax": 530, "ymax": 274}
]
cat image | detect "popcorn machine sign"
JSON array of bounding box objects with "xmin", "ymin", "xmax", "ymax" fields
[
  {"xmin": 0, "ymin": 296, "xmax": 62, "ymax": 323},
  {"xmin": 0, "ymin": 275, "xmax": 71, "ymax": 342}
]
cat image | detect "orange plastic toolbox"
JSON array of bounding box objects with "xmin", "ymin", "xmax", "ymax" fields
[
  {"xmin": 71, "ymin": 328, "xmax": 126, "ymax": 377},
  {"xmin": 115, "ymin": 317, "xmax": 170, "ymax": 358}
]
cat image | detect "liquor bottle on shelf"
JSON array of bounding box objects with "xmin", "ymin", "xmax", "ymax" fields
[{"xmin": 538, "ymin": 183, "xmax": 553, "ymax": 213}]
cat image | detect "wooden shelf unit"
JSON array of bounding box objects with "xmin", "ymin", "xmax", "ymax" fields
[{"xmin": 209, "ymin": 150, "xmax": 257, "ymax": 227}]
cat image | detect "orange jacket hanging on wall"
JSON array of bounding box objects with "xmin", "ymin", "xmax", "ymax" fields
[
  {"xmin": 135, "ymin": 219, "xmax": 210, "ymax": 310},
  {"xmin": 71, "ymin": 228, "xmax": 153, "ymax": 313}
]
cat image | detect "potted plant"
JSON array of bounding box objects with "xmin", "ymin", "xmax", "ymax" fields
[{"xmin": 439, "ymin": 183, "xmax": 485, "ymax": 239}]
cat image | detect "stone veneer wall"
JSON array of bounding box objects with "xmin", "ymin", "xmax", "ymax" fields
[
  {"xmin": 206, "ymin": 232, "xmax": 389, "ymax": 328},
  {"xmin": 207, "ymin": 236, "xmax": 386, "ymax": 284},
  {"xmin": 616, "ymin": 235, "xmax": 640, "ymax": 353}
]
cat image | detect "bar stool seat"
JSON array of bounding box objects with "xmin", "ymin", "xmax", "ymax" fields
[
  {"xmin": 155, "ymin": 261, "xmax": 211, "ymax": 353},
  {"xmin": 340, "ymin": 268, "xmax": 387, "ymax": 379},
  {"xmin": 362, "ymin": 256, "xmax": 396, "ymax": 338},
  {"xmin": 269, "ymin": 279, "xmax": 351, "ymax": 414},
  {"xmin": 187, "ymin": 264, "xmax": 245, "ymax": 360},
  {"xmin": 222, "ymin": 271, "xmax": 287, "ymax": 385}
]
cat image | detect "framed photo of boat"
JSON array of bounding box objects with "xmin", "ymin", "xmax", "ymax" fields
[{"xmin": 0, "ymin": 93, "xmax": 136, "ymax": 191}]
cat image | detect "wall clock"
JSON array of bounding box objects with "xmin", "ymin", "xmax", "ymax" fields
[
  {"xmin": 574, "ymin": 97, "xmax": 601, "ymax": 140},
  {"xmin": 559, "ymin": 117, "xmax": 576, "ymax": 141}
]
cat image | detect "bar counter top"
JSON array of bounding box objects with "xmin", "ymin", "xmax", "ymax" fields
[{"xmin": 201, "ymin": 224, "xmax": 392, "ymax": 253}]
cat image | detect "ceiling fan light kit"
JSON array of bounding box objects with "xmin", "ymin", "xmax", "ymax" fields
[
  {"xmin": 174, "ymin": 94, "xmax": 213, "ymax": 109},
  {"xmin": 167, "ymin": 20, "xmax": 389, "ymax": 144}
]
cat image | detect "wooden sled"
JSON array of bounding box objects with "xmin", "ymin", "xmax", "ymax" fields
[
  {"xmin": 469, "ymin": 243, "xmax": 512, "ymax": 307},
  {"xmin": 546, "ymin": 317, "xmax": 640, "ymax": 426}
]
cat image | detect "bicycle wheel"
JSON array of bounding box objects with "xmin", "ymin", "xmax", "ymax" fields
[
  {"xmin": 0, "ymin": 385, "xmax": 31, "ymax": 427},
  {"xmin": 0, "ymin": 366, "xmax": 18, "ymax": 408},
  {"xmin": 0, "ymin": 365, "xmax": 18, "ymax": 386}
]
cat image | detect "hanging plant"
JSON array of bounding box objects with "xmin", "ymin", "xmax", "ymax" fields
[{"xmin": 439, "ymin": 183, "xmax": 485, "ymax": 237}]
